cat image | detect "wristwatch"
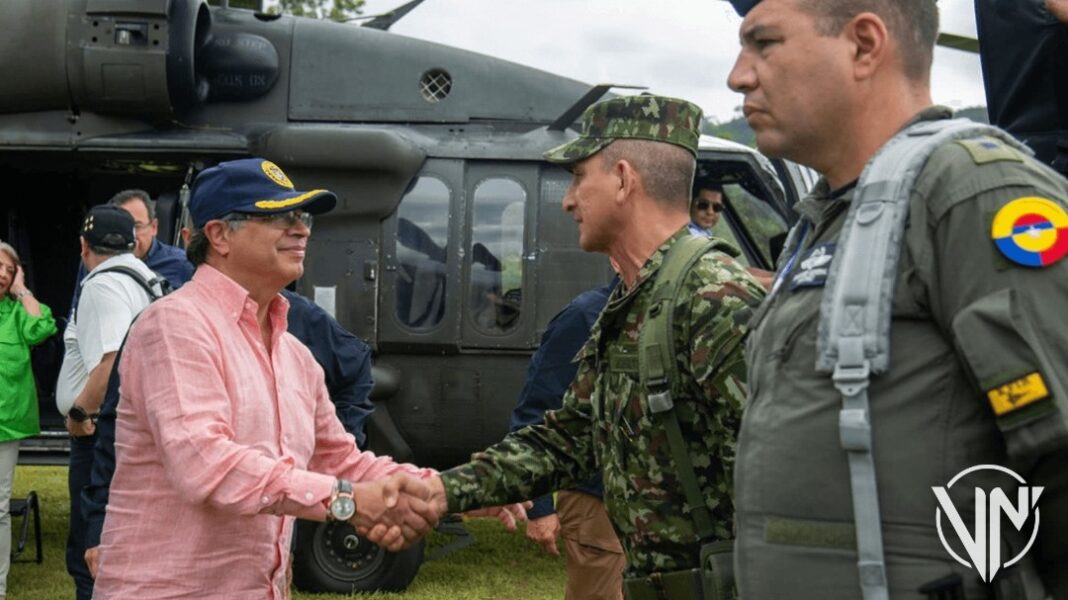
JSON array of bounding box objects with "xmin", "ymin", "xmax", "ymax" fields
[
  {"xmin": 68, "ymin": 405, "xmax": 91, "ymax": 423},
  {"xmin": 327, "ymin": 479, "xmax": 357, "ymax": 522}
]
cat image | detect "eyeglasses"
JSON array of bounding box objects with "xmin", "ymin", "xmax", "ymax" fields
[
  {"xmin": 696, "ymin": 201, "xmax": 724, "ymax": 213},
  {"xmin": 229, "ymin": 210, "xmax": 313, "ymax": 229}
]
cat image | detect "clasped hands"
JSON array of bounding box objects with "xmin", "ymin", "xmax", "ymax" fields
[{"xmin": 349, "ymin": 473, "xmax": 530, "ymax": 552}]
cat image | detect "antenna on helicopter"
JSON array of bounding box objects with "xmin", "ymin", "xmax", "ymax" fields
[{"xmin": 344, "ymin": 0, "xmax": 426, "ymax": 30}]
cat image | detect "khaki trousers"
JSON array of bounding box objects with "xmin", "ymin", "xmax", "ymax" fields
[{"xmin": 557, "ymin": 491, "xmax": 625, "ymax": 600}]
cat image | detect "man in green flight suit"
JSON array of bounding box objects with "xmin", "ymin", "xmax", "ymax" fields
[
  {"xmin": 725, "ymin": 0, "xmax": 1068, "ymax": 598},
  {"xmin": 417, "ymin": 94, "xmax": 766, "ymax": 596}
]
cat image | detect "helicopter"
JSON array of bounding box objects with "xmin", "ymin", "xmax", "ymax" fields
[{"xmin": 0, "ymin": 0, "xmax": 808, "ymax": 593}]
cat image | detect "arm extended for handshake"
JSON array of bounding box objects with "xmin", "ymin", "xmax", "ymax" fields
[{"xmin": 354, "ymin": 474, "xmax": 528, "ymax": 551}]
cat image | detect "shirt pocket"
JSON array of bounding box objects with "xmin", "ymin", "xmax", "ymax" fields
[{"xmin": 0, "ymin": 338, "xmax": 29, "ymax": 379}]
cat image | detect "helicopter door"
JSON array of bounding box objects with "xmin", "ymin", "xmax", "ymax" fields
[
  {"xmin": 459, "ymin": 163, "xmax": 538, "ymax": 350},
  {"xmin": 379, "ymin": 159, "xmax": 463, "ymax": 350}
]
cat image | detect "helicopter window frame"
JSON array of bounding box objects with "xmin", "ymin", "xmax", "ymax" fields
[
  {"xmin": 391, "ymin": 174, "xmax": 453, "ymax": 332},
  {"xmin": 465, "ymin": 175, "xmax": 528, "ymax": 337}
]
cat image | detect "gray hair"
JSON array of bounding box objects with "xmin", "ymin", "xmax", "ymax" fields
[
  {"xmin": 598, "ymin": 139, "xmax": 696, "ymax": 209},
  {"xmin": 108, "ymin": 189, "xmax": 155, "ymax": 220},
  {"xmin": 0, "ymin": 240, "xmax": 20, "ymax": 267},
  {"xmin": 186, "ymin": 214, "xmax": 245, "ymax": 266}
]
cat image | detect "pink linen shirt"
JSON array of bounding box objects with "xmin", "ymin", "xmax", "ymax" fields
[{"xmin": 94, "ymin": 265, "xmax": 434, "ymax": 600}]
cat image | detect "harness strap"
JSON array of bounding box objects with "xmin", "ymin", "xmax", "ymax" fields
[
  {"xmin": 639, "ymin": 234, "xmax": 732, "ymax": 542},
  {"xmin": 815, "ymin": 118, "xmax": 1032, "ymax": 600}
]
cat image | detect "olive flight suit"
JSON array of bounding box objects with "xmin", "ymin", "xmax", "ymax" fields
[{"xmin": 736, "ymin": 107, "xmax": 1068, "ymax": 599}]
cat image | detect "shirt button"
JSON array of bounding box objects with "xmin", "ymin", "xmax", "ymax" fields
[
  {"xmin": 305, "ymin": 491, "xmax": 314, "ymax": 501},
  {"xmin": 283, "ymin": 435, "xmax": 289, "ymax": 443},
  {"xmin": 261, "ymin": 495, "xmax": 270, "ymax": 505}
]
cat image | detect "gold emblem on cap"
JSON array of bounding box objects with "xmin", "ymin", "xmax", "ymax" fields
[
  {"xmin": 261, "ymin": 160, "xmax": 294, "ymax": 190},
  {"xmin": 84, "ymin": 215, "xmax": 95, "ymax": 231}
]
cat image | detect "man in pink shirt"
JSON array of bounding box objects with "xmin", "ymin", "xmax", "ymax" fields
[{"xmin": 93, "ymin": 159, "xmax": 440, "ymax": 599}]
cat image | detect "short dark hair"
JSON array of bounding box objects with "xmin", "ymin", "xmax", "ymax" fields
[
  {"xmin": 108, "ymin": 189, "xmax": 155, "ymax": 220},
  {"xmin": 88, "ymin": 243, "xmax": 126, "ymax": 257},
  {"xmin": 800, "ymin": 0, "xmax": 938, "ymax": 80},
  {"xmin": 598, "ymin": 139, "xmax": 695, "ymax": 209},
  {"xmin": 185, "ymin": 214, "xmax": 244, "ymax": 266}
]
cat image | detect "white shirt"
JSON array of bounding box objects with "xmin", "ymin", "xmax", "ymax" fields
[{"xmin": 55, "ymin": 253, "xmax": 156, "ymax": 415}]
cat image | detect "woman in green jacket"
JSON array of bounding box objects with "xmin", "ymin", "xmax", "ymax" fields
[{"xmin": 0, "ymin": 241, "xmax": 56, "ymax": 600}]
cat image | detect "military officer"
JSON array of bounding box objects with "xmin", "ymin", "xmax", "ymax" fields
[
  {"xmin": 726, "ymin": 0, "xmax": 1068, "ymax": 598},
  {"xmin": 418, "ymin": 95, "xmax": 765, "ymax": 597}
]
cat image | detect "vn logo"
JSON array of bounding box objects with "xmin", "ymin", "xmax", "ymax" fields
[{"xmin": 933, "ymin": 464, "xmax": 1043, "ymax": 582}]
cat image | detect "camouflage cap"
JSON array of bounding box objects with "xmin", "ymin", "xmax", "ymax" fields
[{"xmin": 543, "ymin": 95, "xmax": 704, "ymax": 166}]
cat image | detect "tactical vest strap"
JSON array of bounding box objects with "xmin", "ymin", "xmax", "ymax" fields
[
  {"xmin": 815, "ymin": 118, "xmax": 1031, "ymax": 600},
  {"xmin": 640, "ymin": 234, "xmax": 729, "ymax": 542}
]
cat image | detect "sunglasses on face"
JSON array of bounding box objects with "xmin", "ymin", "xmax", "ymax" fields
[
  {"xmin": 696, "ymin": 201, "xmax": 724, "ymax": 213},
  {"xmin": 231, "ymin": 210, "xmax": 313, "ymax": 229}
]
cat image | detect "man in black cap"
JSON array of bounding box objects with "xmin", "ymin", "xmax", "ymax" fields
[{"xmin": 55, "ymin": 204, "xmax": 166, "ymax": 600}]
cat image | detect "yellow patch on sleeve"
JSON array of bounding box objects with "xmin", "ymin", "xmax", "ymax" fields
[
  {"xmin": 987, "ymin": 372, "xmax": 1050, "ymax": 416},
  {"xmin": 956, "ymin": 138, "xmax": 1025, "ymax": 165}
]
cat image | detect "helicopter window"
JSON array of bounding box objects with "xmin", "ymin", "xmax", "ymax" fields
[
  {"xmin": 394, "ymin": 176, "xmax": 451, "ymax": 330},
  {"xmin": 469, "ymin": 177, "xmax": 526, "ymax": 335}
]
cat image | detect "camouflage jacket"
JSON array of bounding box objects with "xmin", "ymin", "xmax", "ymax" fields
[{"xmin": 442, "ymin": 227, "xmax": 766, "ymax": 576}]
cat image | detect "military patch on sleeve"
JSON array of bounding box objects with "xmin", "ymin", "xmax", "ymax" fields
[
  {"xmin": 956, "ymin": 138, "xmax": 1025, "ymax": 165},
  {"xmin": 990, "ymin": 196, "xmax": 1068, "ymax": 267},
  {"xmin": 987, "ymin": 372, "xmax": 1051, "ymax": 416}
]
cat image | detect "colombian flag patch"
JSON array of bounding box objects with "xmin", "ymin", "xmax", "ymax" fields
[{"xmin": 991, "ymin": 197, "xmax": 1068, "ymax": 268}]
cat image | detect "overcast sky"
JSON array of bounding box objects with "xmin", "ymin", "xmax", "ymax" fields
[{"xmin": 348, "ymin": 0, "xmax": 986, "ymax": 123}]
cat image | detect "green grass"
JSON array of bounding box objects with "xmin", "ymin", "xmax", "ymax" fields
[{"xmin": 9, "ymin": 466, "xmax": 566, "ymax": 599}]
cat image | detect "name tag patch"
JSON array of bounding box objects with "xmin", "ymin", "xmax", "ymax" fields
[
  {"xmin": 987, "ymin": 372, "xmax": 1051, "ymax": 416},
  {"xmin": 789, "ymin": 243, "xmax": 836, "ymax": 290}
]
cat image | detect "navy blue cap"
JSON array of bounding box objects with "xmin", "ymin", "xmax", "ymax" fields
[
  {"xmin": 189, "ymin": 158, "xmax": 337, "ymax": 228},
  {"xmin": 82, "ymin": 205, "xmax": 136, "ymax": 251},
  {"xmin": 726, "ymin": 0, "xmax": 761, "ymax": 16}
]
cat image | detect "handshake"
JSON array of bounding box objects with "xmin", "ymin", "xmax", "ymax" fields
[{"xmin": 348, "ymin": 473, "xmax": 530, "ymax": 552}]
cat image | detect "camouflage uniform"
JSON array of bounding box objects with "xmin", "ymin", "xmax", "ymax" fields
[{"xmin": 442, "ymin": 94, "xmax": 767, "ymax": 578}]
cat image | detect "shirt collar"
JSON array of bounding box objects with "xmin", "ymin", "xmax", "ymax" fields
[
  {"xmin": 192, "ymin": 265, "xmax": 291, "ymax": 331},
  {"xmin": 144, "ymin": 238, "xmax": 161, "ymax": 260},
  {"xmin": 607, "ymin": 225, "xmax": 692, "ymax": 310},
  {"xmin": 87, "ymin": 252, "xmax": 142, "ymax": 277}
]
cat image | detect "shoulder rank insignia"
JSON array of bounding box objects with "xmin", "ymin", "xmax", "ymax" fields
[
  {"xmin": 991, "ymin": 196, "xmax": 1068, "ymax": 267},
  {"xmin": 957, "ymin": 138, "xmax": 1024, "ymax": 165}
]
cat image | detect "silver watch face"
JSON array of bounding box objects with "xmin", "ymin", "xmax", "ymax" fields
[{"xmin": 331, "ymin": 496, "xmax": 356, "ymax": 521}]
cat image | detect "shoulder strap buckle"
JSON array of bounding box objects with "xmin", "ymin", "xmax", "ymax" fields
[{"xmin": 646, "ymin": 383, "xmax": 673, "ymax": 414}]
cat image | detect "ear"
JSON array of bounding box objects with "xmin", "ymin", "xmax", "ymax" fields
[
  {"xmin": 79, "ymin": 237, "xmax": 89, "ymax": 258},
  {"xmin": 846, "ymin": 12, "xmax": 889, "ymax": 81},
  {"xmin": 180, "ymin": 227, "xmax": 191, "ymax": 246},
  {"xmin": 614, "ymin": 158, "xmax": 641, "ymax": 205},
  {"xmin": 203, "ymin": 221, "xmax": 234, "ymax": 258}
]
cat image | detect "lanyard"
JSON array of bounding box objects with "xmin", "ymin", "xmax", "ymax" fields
[{"xmin": 769, "ymin": 220, "xmax": 811, "ymax": 297}]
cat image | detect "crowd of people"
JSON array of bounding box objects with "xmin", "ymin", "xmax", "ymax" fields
[{"xmin": 0, "ymin": 0, "xmax": 1066, "ymax": 599}]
